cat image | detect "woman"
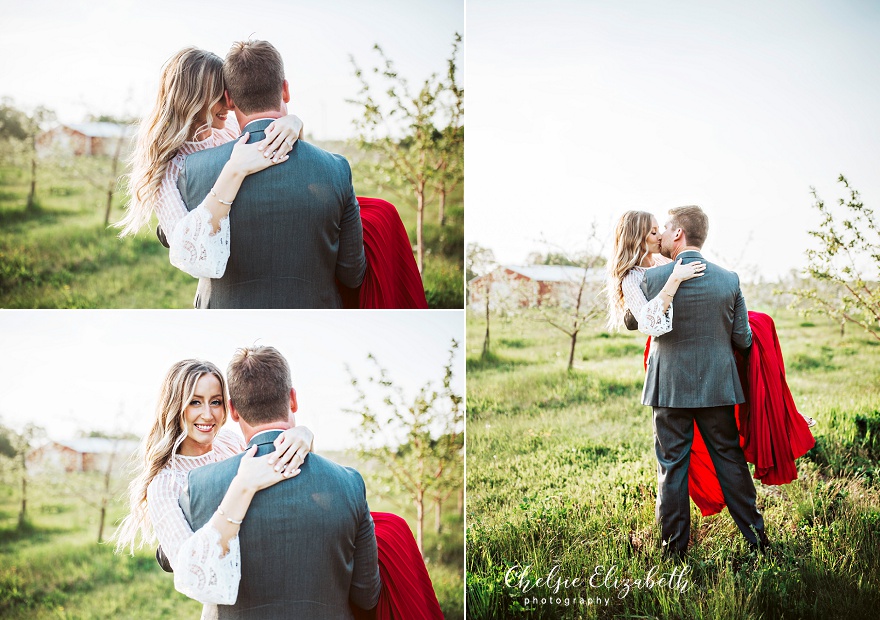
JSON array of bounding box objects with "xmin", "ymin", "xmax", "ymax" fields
[
  {"xmin": 607, "ymin": 209, "xmax": 815, "ymax": 516},
  {"xmin": 113, "ymin": 360, "xmax": 313, "ymax": 620},
  {"xmin": 115, "ymin": 359, "xmax": 443, "ymax": 619},
  {"xmin": 117, "ymin": 47, "xmax": 426, "ymax": 310},
  {"xmin": 115, "ymin": 47, "xmax": 303, "ymax": 307}
]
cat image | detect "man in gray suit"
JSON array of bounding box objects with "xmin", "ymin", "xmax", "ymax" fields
[
  {"xmin": 180, "ymin": 346, "xmax": 381, "ymax": 619},
  {"xmin": 641, "ymin": 206, "xmax": 768, "ymax": 558},
  {"xmin": 177, "ymin": 40, "xmax": 366, "ymax": 308}
]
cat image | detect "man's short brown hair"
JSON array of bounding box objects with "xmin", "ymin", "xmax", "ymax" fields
[
  {"xmin": 227, "ymin": 345, "xmax": 292, "ymax": 425},
  {"xmin": 669, "ymin": 205, "xmax": 709, "ymax": 248},
  {"xmin": 223, "ymin": 40, "xmax": 285, "ymax": 115}
]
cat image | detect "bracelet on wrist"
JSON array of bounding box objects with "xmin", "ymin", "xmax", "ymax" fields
[
  {"xmin": 210, "ymin": 188, "xmax": 234, "ymax": 206},
  {"xmin": 217, "ymin": 506, "xmax": 244, "ymax": 525}
]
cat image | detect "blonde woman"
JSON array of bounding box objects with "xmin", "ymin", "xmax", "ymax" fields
[
  {"xmin": 114, "ymin": 360, "xmax": 313, "ymax": 619},
  {"xmin": 115, "ymin": 47, "xmax": 303, "ymax": 307},
  {"xmin": 607, "ymin": 210, "xmax": 705, "ymax": 335}
]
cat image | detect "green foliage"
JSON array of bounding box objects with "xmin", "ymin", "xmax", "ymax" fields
[
  {"xmin": 349, "ymin": 33, "xmax": 463, "ymax": 274},
  {"xmin": 346, "ymin": 341, "xmax": 463, "ymax": 555},
  {"xmin": 467, "ymin": 308, "xmax": 880, "ymax": 619},
  {"xmin": 792, "ymin": 175, "xmax": 880, "ymax": 341}
]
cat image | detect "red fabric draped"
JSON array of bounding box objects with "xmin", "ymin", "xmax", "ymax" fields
[
  {"xmin": 643, "ymin": 311, "xmax": 815, "ymax": 516},
  {"xmin": 357, "ymin": 197, "xmax": 428, "ymax": 309},
  {"xmin": 373, "ymin": 512, "xmax": 444, "ymax": 620}
]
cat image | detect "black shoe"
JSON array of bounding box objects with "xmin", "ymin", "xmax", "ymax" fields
[{"xmin": 749, "ymin": 529, "xmax": 771, "ymax": 556}]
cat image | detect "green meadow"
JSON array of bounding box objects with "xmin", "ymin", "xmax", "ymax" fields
[
  {"xmin": 0, "ymin": 150, "xmax": 463, "ymax": 309},
  {"xmin": 466, "ymin": 308, "xmax": 880, "ymax": 619},
  {"xmin": 0, "ymin": 453, "xmax": 463, "ymax": 619}
]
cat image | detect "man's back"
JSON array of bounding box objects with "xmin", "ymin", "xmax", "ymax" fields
[
  {"xmin": 180, "ymin": 432, "xmax": 381, "ymax": 620},
  {"xmin": 178, "ymin": 119, "xmax": 367, "ymax": 309},
  {"xmin": 640, "ymin": 251, "xmax": 751, "ymax": 408}
]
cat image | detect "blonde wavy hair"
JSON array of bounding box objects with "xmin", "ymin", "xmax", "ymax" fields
[
  {"xmin": 606, "ymin": 210, "xmax": 655, "ymax": 330},
  {"xmin": 116, "ymin": 47, "xmax": 225, "ymax": 236},
  {"xmin": 113, "ymin": 359, "xmax": 228, "ymax": 554}
]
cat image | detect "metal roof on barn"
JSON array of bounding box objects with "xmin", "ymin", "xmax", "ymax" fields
[{"xmin": 504, "ymin": 265, "xmax": 601, "ymax": 283}]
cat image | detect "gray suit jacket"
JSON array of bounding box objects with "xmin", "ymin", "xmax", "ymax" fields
[
  {"xmin": 640, "ymin": 250, "xmax": 752, "ymax": 408},
  {"xmin": 178, "ymin": 119, "xmax": 367, "ymax": 308},
  {"xmin": 179, "ymin": 430, "xmax": 381, "ymax": 620}
]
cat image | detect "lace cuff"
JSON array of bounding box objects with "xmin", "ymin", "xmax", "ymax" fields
[
  {"xmin": 168, "ymin": 204, "xmax": 231, "ymax": 279},
  {"xmin": 638, "ymin": 296, "xmax": 674, "ymax": 336},
  {"xmin": 174, "ymin": 523, "xmax": 241, "ymax": 605}
]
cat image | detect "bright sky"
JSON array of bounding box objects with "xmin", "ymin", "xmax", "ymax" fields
[
  {"xmin": 467, "ymin": 0, "xmax": 880, "ymax": 280},
  {"xmin": 0, "ymin": 0, "xmax": 462, "ymax": 140},
  {"xmin": 0, "ymin": 311, "xmax": 464, "ymax": 451}
]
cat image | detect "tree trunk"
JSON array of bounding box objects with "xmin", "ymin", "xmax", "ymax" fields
[
  {"xmin": 438, "ymin": 188, "xmax": 447, "ymax": 227},
  {"xmin": 435, "ymin": 497, "xmax": 442, "ymax": 534},
  {"xmin": 416, "ymin": 186, "xmax": 425, "ymax": 274},
  {"xmin": 18, "ymin": 452, "xmax": 27, "ymax": 527},
  {"xmin": 98, "ymin": 504, "xmax": 106, "ymax": 544},
  {"xmin": 104, "ymin": 132, "xmax": 124, "ymax": 226},
  {"xmin": 415, "ymin": 491, "xmax": 424, "ymax": 554},
  {"xmin": 482, "ymin": 287, "xmax": 491, "ymax": 358},
  {"xmin": 567, "ymin": 330, "xmax": 579, "ymax": 371},
  {"xmin": 26, "ymin": 136, "xmax": 37, "ymax": 212}
]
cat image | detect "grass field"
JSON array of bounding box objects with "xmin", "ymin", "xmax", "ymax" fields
[
  {"xmin": 0, "ymin": 149, "xmax": 463, "ymax": 308},
  {"xmin": 466, "ymin": 307, "xmax": 880, "ymax": 619},
  {"xmin": 0, "ymin": 452, "xmax": 463, "ymax": 619}
]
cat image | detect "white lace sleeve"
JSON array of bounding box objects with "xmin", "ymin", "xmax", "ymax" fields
[
  {"xmin": 174, "ymin": 523, "xmax": 241, "ymax": 606},
  {"xmin": 155, "ymin": 155, "xmax": 231, "ymax": 279},
  {"xmin": 147, "ymin": 472, "xmax": 242, "ymax": 605},
  {"xmin": 621, "ymin": 269, "xmax": 674, "ymax": 337}
]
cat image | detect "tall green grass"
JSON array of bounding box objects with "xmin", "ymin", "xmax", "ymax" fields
[
  {"xmin": 0, "ymin": 456, "xmax": 463, "ymax": 618},
  {"xmin": 466, "ymin": 309, "xmax": 880, "ymax": 619},
  {"xmin": 0, "ymin": 156, "xmax": 463, "ymax": 308}
]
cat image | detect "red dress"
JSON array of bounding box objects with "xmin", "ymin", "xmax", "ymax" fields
[
  {"xmin": 372, "ymin": 512, "xmax": 444, "ymax": 619},
  {"xmin": 356, "ymin": 197, "xmax": 428, "ymax": 309},
  {"xmin": 644, "ymin": 311, "xmax": 816, "ymax": 516}
]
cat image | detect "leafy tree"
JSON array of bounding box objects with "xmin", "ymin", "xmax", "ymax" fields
[
  {"xmin": 0, "ymin": 422, "xmax": 46, "ymax": 528},
  {"xmin": 346, "ymin": 340, "xmax": 463, "ymax": 553},
  {"xmin": 521, "ymin": 229, "xmax": 607, "ymax": 371},
  {"xmin": 792, "ymin": 175, "xmax": 880, "ymax": 341},
  {"xmin": 431, "ymin": 34, "xmax": 464, "ymax": 227},
  {"xmin": 349, "ymin": 33, "xmax": 463, "ymax": 273},
  {"xmin": 467, "ymin": 243, "xmax": 498, "ymax": 358}
]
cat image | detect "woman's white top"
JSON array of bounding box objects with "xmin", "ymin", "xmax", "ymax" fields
[
  {"xmin": 146, "ymin": 426, "xmax": 245, "ymax": 618},
  {"xmin": 621, "ymin": 255, "xmax": 675, "ymax": 337},
  {"xmin": 152, "ymin": 116, "xmax": 242, "ymax": 307}
]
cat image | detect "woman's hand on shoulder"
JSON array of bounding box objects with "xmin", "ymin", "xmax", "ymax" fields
[
  {"xmin": 258, "ymin": 114, "xmax": 304, "ymax": 163},
  {"xmin": 267, "ymin": 426, "xmax": 313, "ymax": 478},
  {"xmin": 235, "ymin": 445, "xmax": 286, "ymax": 492},
  {"xmin": 671, "ymin": 258, "xmax": 706, "ymax": 282},
  {"xmin": 227, "ymin": 132, "xmax": 289, "ymax": 176}
]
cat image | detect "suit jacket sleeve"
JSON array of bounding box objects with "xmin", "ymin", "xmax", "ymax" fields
[
  {"xmin": 731, "ymin": 274, "xmax": 752, "ymax": 350},
  {"xmin": 178, "ymin": 476, "xmax": 194, "ymax": 530},
  {"xmin": 176, "ymin": 161, "xmax": 190, "ymax": 209},
  {"xmin": 349, "ymin": 477, "xmax": 381, "ymax": 610},
  {"xmin": 335, "ymin": 159, "xmax": 367, "ymax": 288}
]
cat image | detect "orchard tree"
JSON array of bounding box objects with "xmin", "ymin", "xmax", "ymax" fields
[
  {"xmin": 792, "ymin": 175, "xmax": 880, "ymax": 341},
  {"xmin": 349, "ymin": 33, "xmax": 463, "ymax": 273},
  {"xmin": 347, "ymin": 340, "xmax": 463, "ymax": 553}
]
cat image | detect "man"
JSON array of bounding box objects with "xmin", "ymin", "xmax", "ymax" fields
[
  {"xmin": 179, "ymin": 346, "xmax": 381, "ymax": 619},
  {"xmin": 177, "ymin": 40, "xmax": 366, "ymax": 308},
  {"xmin": 640, "ymin": 206, "xmax": 768, "ymax": 558}
]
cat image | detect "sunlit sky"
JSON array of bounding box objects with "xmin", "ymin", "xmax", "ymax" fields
[
  {"xmin": 0, "ymin": 311, "xmax": 464, "ymax": 451},
  {"xmin": 0, "ymin": 0, "xmax": 462, "ymax": 140},
  {"xmin": 467, "ymin": 0, "xmax": 880, "ymax": 280}
]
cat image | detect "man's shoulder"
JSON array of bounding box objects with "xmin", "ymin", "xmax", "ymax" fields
[
  {"xmin": 182, "ymin": 141, "xmax": 236, "ymax": 171},
  {"xmin": 644, "ymin": 261, "xmax": 675, "ymax": 284},
  {"xmin": 294, "ymin": 141, "xmax": 351, "ymax": 170},
  {"xmin": 188, "ymin": 452, "xmax": 241, "ymax": 488},
  {"xmin": 305, "ymin": 454, "xmax": 366, "ymax": 492}
]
